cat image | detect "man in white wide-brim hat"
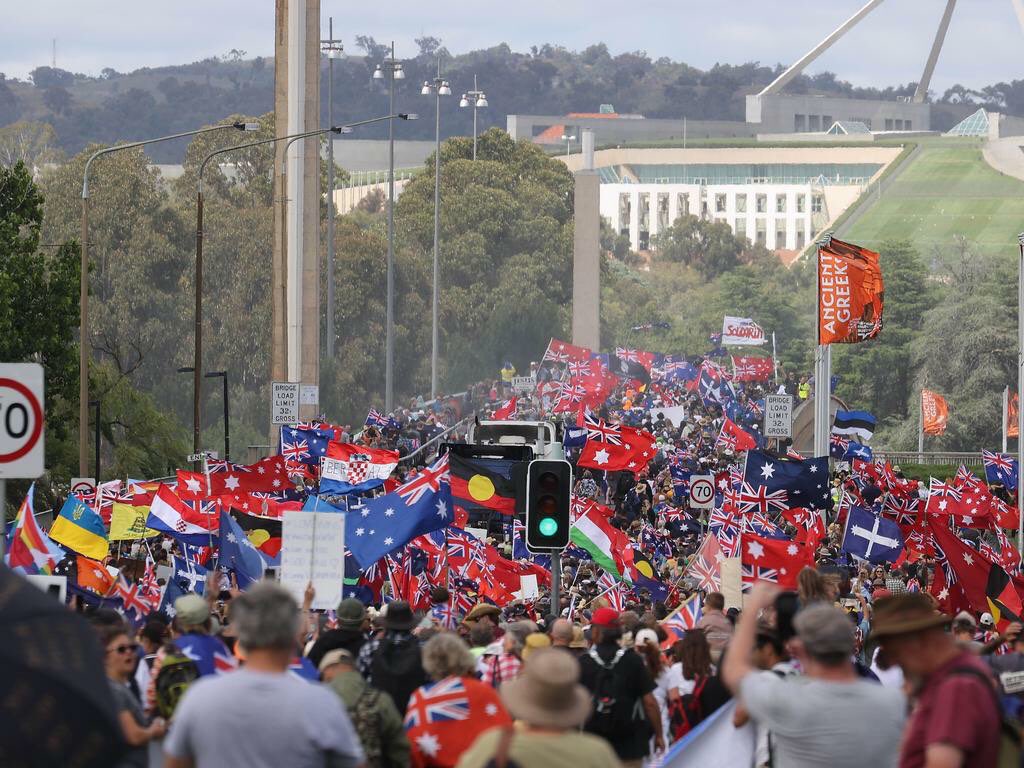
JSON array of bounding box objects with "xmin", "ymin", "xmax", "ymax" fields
[{"xmin": 454, "ymin": 648, "xmax": 620, "ymax": 768}]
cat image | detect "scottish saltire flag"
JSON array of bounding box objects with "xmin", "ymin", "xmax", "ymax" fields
[
  {"xmin": 219, "ymin": 509, "xmax": 267, "ymax": 588},
  {"xmin": 279, "ymin": 426, "xmax": 335, "ymax": 465},
  {"xmin": 5, "ymin": 484, "xmax": 64, "ymax": 575},
  {"xmin": 346, "ymin": 455, "xmax": 452, "ymax": 568},
  {"xmin": 320, "ymin": 443, "xmax": 399, "ymax": 495},
  {"xmin": 983, "ymin": 450, "xmax": 1019, "ymax": 492},
  {"xmin": 832, "ymin": 410, "xmax": 876, "ymax": 441},
  {"xmin": 844, "ymin": 441, "xmax": 873, "ymax": 462},
  {"xmin": 841, "ymin": 505, "xmax": 904, "ymax": 564}
]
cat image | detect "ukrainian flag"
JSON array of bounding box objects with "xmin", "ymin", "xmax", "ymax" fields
[{"xmin": 49, "ymin": 496, "xmax": 109, "ymax": 561}]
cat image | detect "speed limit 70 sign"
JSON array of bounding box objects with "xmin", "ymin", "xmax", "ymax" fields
[
  {"xmin": 0, "ymin": 364, "xmax": 45, "ymax": 478},
  {"xmin": 688, "ymin": 474, "xmax": 716, "ymax": 509}
]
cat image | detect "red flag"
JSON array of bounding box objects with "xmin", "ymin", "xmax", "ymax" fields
[
  {"xmin": 1010, "ymin": 392, "xmax": 1020, "ymax": 439},
  {"xmin": 493, "ymin": 397, "xmax": 517, "ymax": 420},
  {"xmin": 542, "ymin": 338, "xmax": 592, "ymax": 364},
  {"xmin": 716, "ymin": 417, "xmax": 758, "ymax": 452},
  {"xmin": 817, "ymin": 237, "xmax": 884, "ymax": 344},
  {"xmin": 741, "ymin": 534, "xmax": 814, "ymax": 590},
  {"xmin": 731, "ymin": 356, "xmax": 774, "ymax": 382}
]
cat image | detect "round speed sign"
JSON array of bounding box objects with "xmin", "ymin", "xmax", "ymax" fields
[
  {"xmin": 0, "ymin": 366, "xmax": 45, "ymax": 478},
  {"xmin": 688, "ymin": 474, "xmax": 716, "ymax": 509}
]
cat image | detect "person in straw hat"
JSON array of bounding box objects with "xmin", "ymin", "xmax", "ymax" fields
[
  {"xmin": 870, "ymin": 593, "xmax": 1002, "ymax": 768},
  {"xmin": 454, "ymin": 648, "xmax": 620, "ymax": 768}
]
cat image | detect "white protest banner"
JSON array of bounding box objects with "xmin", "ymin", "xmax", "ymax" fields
[
  {"xmin": 722, "ymin": 316, "xmax": 767, "ymax": 346},
  {"xmin": 519, "ymin": 574, "xmax": 540, "ymax": 599},
  {"xmin": 281, "ymin": 511, "xmax": 345, "ymax": 611}
]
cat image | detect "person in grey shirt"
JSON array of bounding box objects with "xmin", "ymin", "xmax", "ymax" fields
[
  {"xmin": 723, "ymin": 583, "xmax": 905, "ymax": 768},
  {"xmin": 164, "ymin": 583, "xmax": 364, "ymax": 768}
]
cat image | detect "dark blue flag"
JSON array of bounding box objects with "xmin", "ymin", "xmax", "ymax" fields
[
  {"xmin": 983, "ymin": 450, "xmax": 1019, "ymax": 493},
  {"xmin": 279, "ymin": 426, "xmax": 334, "ymax": 465},
  {"xmin": 744, "ymin": 450, "xmax": 832, "ymax": 509},
  {"xmin": 843, "ymin": 441, "xmax": 873, "ymax": 462},
  {"xmin": 171, "ymin": 554, "xmax": 207, "ymax": 595},
  {"xmin": 841, "ymin": 505, "xmax": 903, "ymax": 563},
  {"xmin": 218, "ymin": 510, "xmax": 267, "ymax": 588}
]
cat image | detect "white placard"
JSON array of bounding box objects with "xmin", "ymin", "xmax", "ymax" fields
[
  {"xmin": 271, "ymin": 382, "xmax": 300, "ymax": 425},
  {"xmin": 300, "ymin": 384, "xmax": 319, "ymax": 406},
  {"xmin": 0, "ymin": 363, "xmax": 45, "ymax": 478},
  {"xmin": 281, "ymin": 511, "xmax": 345, "ymax": 611},
  {"xmin": 519, "ymin": 574, "xmax": 539, "ymax": 599},
  {"xmin": 764, "ymin": 394, "xmax": 794, "ymax": 438},
  {"xmin": 511, "ymin": 376, "xmax": 535, "ymax": 393},
  {"xmin": 464, "ymin": 526, "xmax": 488, "ymax": 541},
  {"xmin": 721, "ymin": 316, "xmax": 767, "ymax": 346},
  {"xmin": 24, "ymin": 575, "xmax": 67, "ymax": 602}
]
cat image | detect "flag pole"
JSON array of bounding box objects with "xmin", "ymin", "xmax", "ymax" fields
[
  {"xmin": 772, "ymin": 331, "xmax": 779, "ymax": 386},
  {"xmin": 918, "ymin": 391, "xmax": 924, "ymax": 465},
  {"xmin": 1003, "ymin": 385, "xmax": 1009, "ymax": 454},
  {"xmin": 1017, "ymin": 233, "xmax": 1024, "ymax": 552},
  {"xmin": 813, "ymin": 237, "xmax": 831, "ymax": 459}
]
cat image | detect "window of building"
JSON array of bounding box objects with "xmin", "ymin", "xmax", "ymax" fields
[
  {"xmin": 715, "ymin": 193, "xmax": 727, "ymax": 213},
  {"xmin": 735, "ymin": 218, "xmax": 747, "ymax": 241},
  {"xmin": 809, "ymin": 115, "xmax": 820, "ymax": 132},
  {"xmin": 796, "ymin": 229, "xmax": 806, "ymax": 250},
  {"xmin": 755, "ymin": 194, "xmax": 767, "ymax": 214},
  {"xmin": 894, "ymin": 119, "xmax": 904, "ymax": 130},
  {"xmin": 852, "ymin": 117, "xmax": 872, "ymax": 130},
  {"xmin": 884, "ymin": 118, "xmax": 894, "ymax": 131},
  {"xmin": 811, "ymin": 194, "xmax": 823, "ymax": 214},
  {"xmin": 776, "ymin": 195, "xmax": 787, "ymax": 214},
  {"xmin": 755, "ymin": 219, "xmax": 767, "ymax": 246},
  {"xmin": 905, "ymin": 119, "xmax": 912, "ymax": 131},
  {"xmin": 796, "ymin": 194, "xmax": 806, "ymax": 213},
  {"xmin": 794, "ymin": 114, "xmax": 806, "ymax": 132},
  {"xmin": 657, "ymin": 192, "xmax": 670, "ymax": 231},
  {"xmin": 822, "ymin": 115, "xmax": 833, "ymax": 129},
  {"xmin": 618, "ymin": 193, "xmax": 631, "ymax": 235},
  {"xmin": 677, "ymin": 192, "xmax": 689, "ymax": 217},
  {"xmin": 776, "ymin": 220, "xmax": 787, "ymax": 248},
  {"xmin": 736, "ymin": 194, "xmax": 747, "ymax": 213}
]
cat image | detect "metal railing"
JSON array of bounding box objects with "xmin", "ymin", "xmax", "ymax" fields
[
  {"xmin": 400, "ymin": 414, "xmax": 474, "ymax": 464},
  {"xmin": 872, "ymin": 451, "xmax": 983, "ymax": 467}
]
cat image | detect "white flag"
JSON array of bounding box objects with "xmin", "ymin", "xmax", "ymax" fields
[{"xmin": 722, "ymin": 316, "xmax": 767, "ymax": 346}]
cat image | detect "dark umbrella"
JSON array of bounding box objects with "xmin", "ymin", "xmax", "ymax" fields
[{"xmin": 0, "ymin": 565, "xmax": 126, "ymax": 768}]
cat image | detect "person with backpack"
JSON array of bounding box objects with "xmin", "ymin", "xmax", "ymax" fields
[
  {"xmin": 633, "ymin": 628, "xmax": 681, "ymax": 750},
  {"xmin": 869, "ymin": 593, "xmax": 1008, "ymax": 768},
  {"xmin": 405, "ymin": 632, "xmax": 511, "ymax": 767},
  {"xmin": 358, "ymin": 601, "xmax": 428, "ymax": 715},
  {"xmin": 578, "ymin": 607, "xmax": 664, "ymax": 767},
  {"xmin": 668, "ymin": 628, "xmax": 731, "ymax": 736},
  {"xmin": 321, "ymin": 648, "xmax": 410, "ymax": 768}
]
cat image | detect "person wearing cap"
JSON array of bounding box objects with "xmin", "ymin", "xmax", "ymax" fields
[
  {"xmin": 406, "ymin": 632, "xmax": 511, "ymax": 767},
  {"xmin": 306, "ymin": 597, "xmax": 370, "ymax": 670},
  {"xmin": 723, "ymin": 583, "xmax": 905, "ymax": 768},
  {"xmin": 951, "ymin": 611, "xmax": 983, "ymax": 652},
  {"xmin": 358, "ymin": 601, "xmax": 427, "ymax": 715},
  {"xmin": 454, "ymin": 649, "xmax": 620, "ymax": 768},
  {"xmin": 578, "ymin": 607, "xmax": 663, "ymax": 766},
  {"xmin": 320, "ymin": 648, "xmax": 409, "ymax": 768},
  {"xmin": 164, "ymin": 582, "xmax": 364, "ymax": 768},
  {"xmin": 871, "ymin": 593, "xmax": 1002, "ymax": 768}
]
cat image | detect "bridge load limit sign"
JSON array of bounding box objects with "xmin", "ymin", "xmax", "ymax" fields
[
  {"xmin": 271, "ymin": 381, "xmax": 300, "ymax": 425},
  {"xmin": 764, "ymin": 394, "xmax": 793, "ymax": 439},
  {"xmin": 0, "ymin": 363, "xmax": 45, "ymax": 478}
]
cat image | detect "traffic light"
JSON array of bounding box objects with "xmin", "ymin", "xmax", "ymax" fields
[{"xmin": 525, "ymin": 459, "xmax": 572, "ymax": 551}]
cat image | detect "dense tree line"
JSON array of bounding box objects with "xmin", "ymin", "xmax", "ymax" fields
[{"xmin": 2, "ymin": 41, "xmax": 1020, "ymax": 162}]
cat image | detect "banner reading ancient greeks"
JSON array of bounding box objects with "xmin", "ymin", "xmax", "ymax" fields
[
  {"xmin": 818, "ymin": 237, "xmax": 884, "ymax": 345},
  {"xmin": 922, "ymin": 389, "xmax": 949, "ymax": 436}
]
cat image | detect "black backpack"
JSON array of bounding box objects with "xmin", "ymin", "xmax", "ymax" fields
[
  {"xmin": 668, "ymin": 675, "xmax": 708, "ymax": 740},
  {"xmin": 154, "ymin": 648, "xmax": 201, "ymax": 719},
  {"xmin": 585, "ymin": 647, "xmax": 641, "ymax": 739},
  {"xmin": 370, "ymin": 637, "xmax": 426, "ymax": 714}
]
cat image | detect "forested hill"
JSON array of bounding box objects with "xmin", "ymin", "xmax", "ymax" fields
[{"xmin": 4, "ymin": 37, "xmax": 1024, "ymax": 162}]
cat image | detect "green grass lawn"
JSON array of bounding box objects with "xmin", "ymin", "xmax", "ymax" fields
[{"xmin": 844, "ymin": 138, "xmax": 1024, "ymax": 257}]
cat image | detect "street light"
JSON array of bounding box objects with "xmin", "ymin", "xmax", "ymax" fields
[
  {"xmin": 205, "ymin": 371, "xmax": 230, "ymax": 461},
  {"xmin": 78, "ymin": 120, "xmax": 258, "ymax": 474},
  {"xmin": 561, "ymin": 133, "xmax": 576, "ymax": 159},
  {"xmin": 194, "ymin": 115, "xmax": 410, "ymax": 463},
  {"xmin": 459, "ymin": 75, "xmax": 488, "ymax": 161},
  {"xmin": 322, "ymin": 18, "xmax": 344, "ymax": 359},
  {"xmin": 422, "ymin": 61, "xmax": 451, "ymax": 400},
  {"xmin": 372, "ymin": 42, "xmax": 406, "ymax": 413}
]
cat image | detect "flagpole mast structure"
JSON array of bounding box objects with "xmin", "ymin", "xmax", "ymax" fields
[
  {"xmin": 813, "ymin": 236, "xmax": 831, "ymax": 458},
  {"xmin": 918, "ymin": 390, "xmax": 924, "ymax": 463},
  {"xmin": 1017, "ymin": 233, "xmax": 1024, "ymax": 552},
  {"xmin": 1003, "ymin": 385, "xmax": 1009, "ymax": 454}
]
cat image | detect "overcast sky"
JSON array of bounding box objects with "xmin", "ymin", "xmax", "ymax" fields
[{"xmin": 4, "ymin": 0, "xmax": 1022, "ymax": 93}]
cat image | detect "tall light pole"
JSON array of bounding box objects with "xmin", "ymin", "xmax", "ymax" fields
[
  {"xmin": 195, "ymin": 116, "xmax": 405, "ymax": 466},
  {"xmin": 321, "ymin": 20, "xmax": 344, "ymax": 359},
  {"xmin": 79, "ymin": 120, "xmax": 257, "ymax": 474},
  {"xmin": 373, "ymin": 43, "xmax": 405, "ymax": 413},
  {"xmin": 206, "ymin": 371, "xmax": 230, "ymax": 461},
  {"xmin": 422, "ymin": 61, "xmax": 451, "ymax": 399},
  {"xmin": 561, "ymin": 133, "xmax": 576, "ymax": 159},
  {"xmin": 459, "ymin": 75, "xmax": 488, "ymax": 161}
]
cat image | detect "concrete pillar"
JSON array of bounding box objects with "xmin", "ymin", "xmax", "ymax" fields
[
  {"xmin": 572, "ymin": 129, "xmax": 600, "ymax": 352},
  {"xmin": 299, "ymin": 0, "xmax": 320, "ymax": 418}
]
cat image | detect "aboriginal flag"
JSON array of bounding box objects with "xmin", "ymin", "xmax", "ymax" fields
[
  {"xmin": 449, "ymin": 454, "xmax": 517, "ymax": 516},
  {"xmin": 986, "ymin": 564, "xmax": 1024, "ymax": 630},
  {"xmin": 228, "ymin": 509, "xmax": 283, "ymax": 561}
]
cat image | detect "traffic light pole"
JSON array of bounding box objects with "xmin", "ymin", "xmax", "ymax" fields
[{"xmin": 551, "ymin": 552, "xmax": 561, "ymax": 618}]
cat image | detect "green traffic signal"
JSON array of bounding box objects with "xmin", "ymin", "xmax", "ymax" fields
[{"xmin": 538, "ymin": 517, "xmax": 558, "ymax": 536}]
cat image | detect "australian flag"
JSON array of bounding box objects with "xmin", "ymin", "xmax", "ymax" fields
[
  {"xmin": 662, "ymin": 356, "xmax": 698, "ymax": 383},
  {"xmin": 983, "ymin": 450, "xmax": 1019, "ymax": 493},
  {"xmin": 744, "ymin": 450, "xmax": 832, "ymax": 510},
  {"xmin": 279, "ymin": 426, "xmax": 333, "ymax": 465},
  {"xmin": 218, "ymin": 509, "xmax": 267, "ymax": 588},
  {"xmin": 346, "ymin": 456, "xmax": 452, "ymax": 568},
  {"xmin": 841, "ymin": 505, "xmax": 903, "ymax": 563}
]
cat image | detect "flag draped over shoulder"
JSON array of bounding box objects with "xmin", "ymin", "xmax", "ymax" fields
[
  {"xmin": 817, "ymin": 237, "xmax": 883, "ymax": 345},
  {"xmin": 922, "ymin": 389, "xmax": 949, "ymax": 435}
]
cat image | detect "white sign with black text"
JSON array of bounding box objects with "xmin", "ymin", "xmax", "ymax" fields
[
  {"xmin": 689, "ymin": 474, "xmax": 716, "ymax": 509},
  {"xmin": 764, "ymin": 394, "xmax": 793, "ymax": 439},
  {"xmin": 271, "ymin": 381, "xmax": 300, "ymax": 425},
  {"xmin": 0, "ymin": 363, "xmax": 45, "ymax": 478}
]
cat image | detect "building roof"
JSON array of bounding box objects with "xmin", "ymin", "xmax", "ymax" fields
[
  {"xmin": 825, "ymin": 120, "xmax": 872, "ymax": 135},
  {"xmin": 945, "ymin": 108, "xmax": 990, "ymax": 137}
]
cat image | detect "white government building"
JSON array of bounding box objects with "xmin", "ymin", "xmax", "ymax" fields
[{"xmin": 561, "ymin": 146, "xmax": 901, "ymax": 257}]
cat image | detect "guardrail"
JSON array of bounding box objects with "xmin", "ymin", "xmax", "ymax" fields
[{"xmin": 871, "ymin": 451, "xmax": 983, "ymax": 467}]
